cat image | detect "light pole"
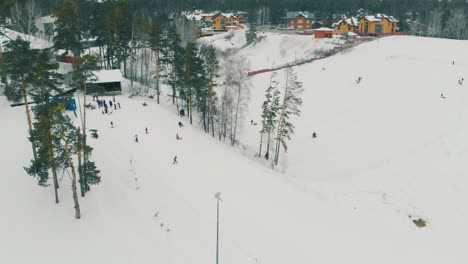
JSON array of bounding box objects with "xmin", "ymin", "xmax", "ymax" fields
[{"xmin": 215, "ymin": 192, "xmax": 222, "ymax": 264}]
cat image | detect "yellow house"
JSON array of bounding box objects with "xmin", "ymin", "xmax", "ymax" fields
[
  {"xmin": 358, "ymin": 14, "xmax": 398, "ymax": 35},
  {"xmin": 212, "ymin": 13, "xmax": 239, "ymax": 30},
  {"xmin": 333, "ymin": 17, "xmax": 359, "ymax": 34},
  {"xmin": 211, "ymin": 14, "xmax": 225, "ymax": 30}
]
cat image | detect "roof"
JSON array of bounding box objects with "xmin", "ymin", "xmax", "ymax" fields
[
  {"xmin": 333, "ymin": 17, "xmax": 359, "ymax": 27},
  {"xmin": 88, "ymin": 70, "xmax": 123, "ymax": 84},
  {"xmin": 286, "ymin": 11, "xmax": 315, "ymax": 20},
  {"xmin": 35, "ymin": 15, "xmax": 55, "ymax": 25},
  {"xmin": 315, "ymin": 27, "xmax": 334, "ymax": 32},
  {"xmin": 361, "ymin": 14, "xmax": 398, "ymax": 23},
  {"xmin": 0, "ymin": 27, "xmax": 53, "ymax": 50},
  {"xmin": 212, "ymin": 13, "xmax": 238, "ymax": 19},
  {"xmin": 346, "ymin": 32, "xmax": 358, "ymax": 36},
  {"xmin": 186, "ymin": 14, "xmax": 203, "ymax": 21}
]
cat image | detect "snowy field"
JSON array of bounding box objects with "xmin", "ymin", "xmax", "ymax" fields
[
  {"xmin": 2, "ymin": 35, "xmax": 468, "ymax": 264},
  {"xmin": 199, "ymin": 29, "xmax": 342, "ymax": 70}
]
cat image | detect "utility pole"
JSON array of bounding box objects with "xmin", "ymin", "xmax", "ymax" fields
[{"xmin": 214, "ymin": 192, "xmax": 222, "ymax": 264}]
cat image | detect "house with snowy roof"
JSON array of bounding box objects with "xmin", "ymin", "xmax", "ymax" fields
[
  {"xmin": 87, "ymin": 69, "xmax": 123, "ymax": 95},
  {"xmin": 286, "ymin": 11, "xmax": 315, "ymax": 30},
  {"xmin": 211, "ymin": 13, "xmax": 240, "ymax": 30},
  {"xmin": 333, "ymin": 17, "xmax": 359, "ymax": 34},
  {"xmin": 358, "ymin": 14, "xmax": 398, "ymax": 35}
]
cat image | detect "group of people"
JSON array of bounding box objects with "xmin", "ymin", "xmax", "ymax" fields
[
  {"xmin": 94, "ymin": 95, "xmax": 121, "ymax": 114},
  {"xmin": 459, "ymin": 78, "xmax": 464, "ymax": 85}
]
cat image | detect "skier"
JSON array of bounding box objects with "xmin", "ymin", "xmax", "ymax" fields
[
  {"xmin": 173, "ymin": 156, "xmax": 178, "ymax": 164},
  {"xmin": 176, "ymin": 133, "xmax": 182, "ymax": 140},
  {"xmin": 114, "ymin": 104, "xmax": 117, "ymax": 110},
  {"xmin": 251, "ymin": 120, "xmax": 253, "ymax": 125},
  {"xmin": 441, "ymin": 93, "xmax": 446, "ymax": 99},
  {"xmin": 111, "ymin": 121, "xmax": 114, "ymax": 128},
  {"xmin": 145, "ymin": 127, "xmax": 148, "ymax": 134},
  {"xmin": 118, "ymin": 102, "xmax": 121, "ymax": 108},
  {"xmin": 110, "ymin": 101, "xmax": 113, "ymax": 107},
  {"xmin": 143, "ymin": 102, "xmax": 148, "ymax": 106},
  {"xmin": 178, "ymin": 121, "xmax": 184, "ymax": 128},
  {"xmin": 135, "ymin": 134, "xmax": 139, "ymax": 143},
  {"xmin": 313, "ymin": 132, "xmax": 317, "ymax": 138}
]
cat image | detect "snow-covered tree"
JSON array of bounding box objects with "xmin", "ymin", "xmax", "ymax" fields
[
  {"xmin": 245, "ymin": 24, "xmax": 258, "ymax": 46},
  {"xmin": 224, "ymin": 56, "xmax": 251, "ymax": 146},
  {"xmin": 274, "ymin": 68, "xmax": 303, "ymax": 166},
  {"xmin": 259, "ymin": 73, "xmax": 280, "ymax": 160}
]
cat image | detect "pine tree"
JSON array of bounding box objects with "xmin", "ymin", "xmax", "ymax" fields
[
  {"xmin": 72, "ymin": 54, "xmax": 101, "ymax": 196},
  {"xmin": 53, "ymin": 1, "xmax": 82, "ymax": 57},
  {"xmin": 204, "ymin": 45, "xmax": 220, "ymax": 137},
  {"xmin": 25, "ymin": 50, "xmax": 63, "ymax": 203},
  {"xmin": 163, "ymin": 23, "xmax": 183, "ymax": 105},
  {"xmin": 274, "ymin": 68, "xmax": 303, "ymax": 166},
  {"xmin": 148, "ymin": 20, "xmax": 162, "ymax": 104},
  {"xmin": 178, "ymin": 41, "xmax": 204, "ymax": 125},
  {"xmin": 259, "ymin": 73, "xmax": 280, "ymax": 160},
  {"xmin": 245, "ymin": 24, "xmax": 258, "ymax": 46},
  {"xmin": 1, "ymin": 38, "xmax": 40, "ymax": 165}
]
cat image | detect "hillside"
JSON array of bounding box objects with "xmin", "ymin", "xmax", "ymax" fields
[
  {"xmin": 2, "ymin": 35, "xmax": 468, "ymax": 264},
  {"xmin": 199, "ymin": 29, "xmax": 343, "ymax": 70}
]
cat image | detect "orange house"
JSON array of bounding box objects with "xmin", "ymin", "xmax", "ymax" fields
[
  {"xmin": 314, "ymin": 27, "xmax": 334, "ymax": 38},
  {"xmin": 212, "ymin": 13, "xmax": 239, "ymax": 30}
]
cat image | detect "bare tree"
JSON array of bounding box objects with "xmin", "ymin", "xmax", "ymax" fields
[
  {"xmin": 427, "ymin": 9, "xmax": 443, "ymax": 38},
  {"xmin": 444, "ymin": 9, "xmax": 467, "ymax": 40},
  {"xmin": 223, "ymin": 56, "xmax": 251, "ymax": 146},
  {"xmin": 10, "ymin": 0, "xmax": 42, "ymax": 35}
]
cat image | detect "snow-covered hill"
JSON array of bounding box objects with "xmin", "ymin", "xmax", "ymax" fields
[
  {"xmin": 2, "ymin": 35, "xmax": 468, "ymax": 264},
  {"xmin": 199, "ymin": 29, "xmax": 343, "ymax": 70}
]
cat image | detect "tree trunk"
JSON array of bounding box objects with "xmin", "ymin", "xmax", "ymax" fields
[
  {"xmin": 232, "ymin": 84, "xmax": 241, "ymax": 146},
  {"xmin": 21, "ymin": 79, "xmax": 37, "ymax": 162},
  {"xmin": 210, "ymin": 73, "xmax": 215, "ymax": 137},
  {"xmin": 266, "ymin": 131, "xmax": 271, "ymax": 160},
  {"xmin": 82, "ymin": 81, "xmax": 88, "ymax": 193},
  {"xmin": 189, "ymin": 87, "xmax": 193, "ymax": 125},
  {"xmin": 61, "ymin": 135, "xmax": 81, "ymax": 219},
  {"xmin": 258, "ymin": 132, "xmax": 264, "ymax": 158},
  {"xmin": 49, "ymin": 145, "xmax": 60, "ymax": 204},
  {"xmin": 154, "ymin": 48, "xmax": 160, "ymax": 104},
  {"xmin": 77, "ymin": 127, "xmax": 84, "ymax": 197}
]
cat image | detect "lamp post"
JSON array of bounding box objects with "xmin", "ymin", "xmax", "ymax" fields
[{"xmin": 215, "ymin": 192, "xmax": 222, "ymax": 264}]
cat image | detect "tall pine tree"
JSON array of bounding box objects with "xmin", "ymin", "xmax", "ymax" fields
[
  {"xmin": 2, "ymin": 38, "xmax": 40, "ymax": 165},
  {"xmin": 274, "ymin": 68, "xmax": 303, "ymax": 166}
]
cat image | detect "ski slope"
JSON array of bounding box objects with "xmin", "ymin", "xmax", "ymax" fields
[{"xmin": 2, "ymin": 35, "xmax": 468, "ymax": 264}]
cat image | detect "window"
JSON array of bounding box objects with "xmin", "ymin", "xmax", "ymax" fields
[
  {"xmin": 298, "ymin": 19, "xmax": 303, "ymax": 24},
  {"xmin": 375, "ymin": 24, "xmax": 383, "ymax": 33},
  {"xmin": 348, "ymin": 25, "xmax": 351, "ymax": 30}
]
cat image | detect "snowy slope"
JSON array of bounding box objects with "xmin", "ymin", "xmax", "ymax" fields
[
  {"xmin": 199, "ymin": 29, "xmax": 342, "ymax": 70},
  {"xmin": 2, "ymin": 35, "xmax": 468, "ymax": 264}
]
